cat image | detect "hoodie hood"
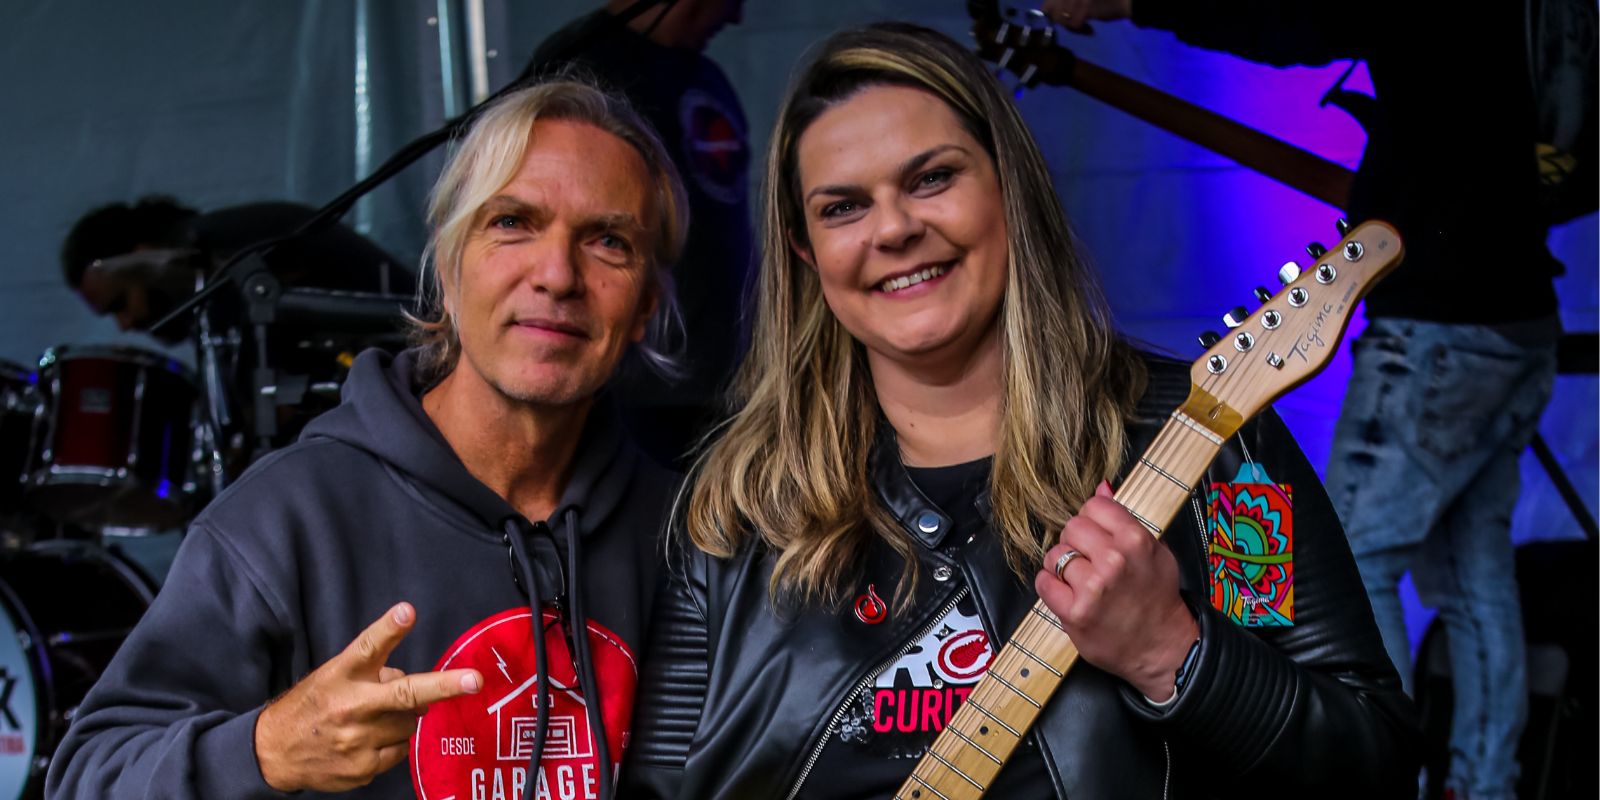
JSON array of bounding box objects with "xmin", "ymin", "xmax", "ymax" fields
[{"xmin": 299, "ymin": 348, "xmax": 637, "ymax": 536}]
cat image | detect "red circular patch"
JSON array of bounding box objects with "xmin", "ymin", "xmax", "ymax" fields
[
  {"xmin": 678, "ymin": 89, "xmax": 748, "ymax": 204},
  {"xmin": 936, "ymin": 629, "xmax": 992, "ymax": 682},
  {"xmin": 411, "ymin": 607, "xmax": 637, "ymax": 800}
]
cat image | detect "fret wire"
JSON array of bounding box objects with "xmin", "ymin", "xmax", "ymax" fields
[
  {"xmin": 1007, "ymin": 639, "xmax": 1064, "ymax": 677},
  {"xmin": 1126, "ymin": 507, "xmax": 1162, "ymax": 534},
  {"xmin": 907, "ymin": 772, "xmax": 952, "ymax": 800},
  {"xmin": 943, "ymin": 723, "xmax": 1003, "ymax": 764},
  {"xmin": 1011, "ymin": 633, "xmax": 1075, "ymax": 672},
  {"xmin": 1131, "ymin": 432, "xmax": 1195, "ymax": 485},
  {"xmin": 1012, "ymin": 630, "xmax": 1074, "ymax": 669},
  {"xmin": 1115, "ymin": 423, "xmax": 1219, "ymax": 543},
  {"xmin": 967, "ymin": 680, "xmax": 1012, "ymax": 713},
  {"xmin": 985, "ymin": 672, "xmax": 1041, "ymax": 709},
  {"xmin": 1028, "ymin": 605, "xmax": 1060, "ymax": 628},
  {"xmin": 962, "ymin": 697, "xmax": 1022, "ymax": 737},
  {"xmin": 1138, "ymin": 456, "xmax": 1191, "ymax": 492},
  {"xmin": 926, "ymin": 749, "xmax": 985, "ymax": 791},
  {"xmin": 1011, "ymin": 633, "xmax": 1075, "ymax": 678}
]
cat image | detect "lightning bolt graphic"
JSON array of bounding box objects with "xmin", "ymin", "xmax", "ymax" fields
[{"xmin": 490, "ymin": 646, "xmax": 512, "ymax": 684}]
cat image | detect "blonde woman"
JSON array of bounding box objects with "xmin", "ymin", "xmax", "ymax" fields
[{"xmin": 622, "ymin": 23, "xmax": 1415, "ymax": 799}]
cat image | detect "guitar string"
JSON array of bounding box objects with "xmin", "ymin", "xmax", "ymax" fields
[
  {"xmin": 902, "ymin": 417, "xmax": 1210, "ymax": 796},
  {"xmin": 900, "ymin": 236, "xmax": 1377, "ymax": 795},
  {"xmin": 900, "ymin": 230, "xmax": 1381, "ymax": 797}
]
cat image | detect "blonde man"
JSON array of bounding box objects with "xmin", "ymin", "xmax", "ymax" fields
[{"xmin": 49, "ymin": 80, "xmax": 685, "ymax": 800}]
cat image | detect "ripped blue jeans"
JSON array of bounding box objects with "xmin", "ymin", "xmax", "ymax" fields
[{"xmin": 1325, "ymin": 317, "xmax": 1557, "ymax": 800}]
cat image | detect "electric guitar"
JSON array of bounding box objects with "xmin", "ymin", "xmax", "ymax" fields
[
  {"xmin": 967, "ymin": 0, "xmax": 1356, "ymax": 208},
  {"xmin": 894, "ymin": 219, "xmax": 1404, "ymax": 799}
]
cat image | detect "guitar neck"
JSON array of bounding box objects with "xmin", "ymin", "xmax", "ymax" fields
[
  {"xmin": 1067, "ymin": 56, "xmax": 1355, "ymax": 209},
  {"xmin": 896, "ymin": 391, "xmax": 1233, "ymax": 800}
]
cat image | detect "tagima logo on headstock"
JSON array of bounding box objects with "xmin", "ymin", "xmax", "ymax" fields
[{"xmin": 411, "ymin": 608, "xmax": 637, "ymax": 800}]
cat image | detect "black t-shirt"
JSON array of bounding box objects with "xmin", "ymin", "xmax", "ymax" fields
[
  {"xmin": 803, "ymin": 458, "xmax": 1055, "ymax": 799},
  {"xmin": 1133, "ymin": 0, "xmax": 1560, "ymax": 325}
]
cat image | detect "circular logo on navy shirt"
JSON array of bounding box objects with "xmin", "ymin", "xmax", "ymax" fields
[{"xmin": 678, "ymin": 89, "xmax": 748, "ymax": 205}]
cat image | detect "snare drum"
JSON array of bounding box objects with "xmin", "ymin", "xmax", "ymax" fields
[
  {"xmin": 0, "ymin": 362, "xmax": 37, "ymax": 514},
  {"xmin": 28, "ymin": 346, "xmax": 203, "ymax": 529},
  {"xmin": 0, "ymin": 541, "xmax": 156, "ymax": 798}
]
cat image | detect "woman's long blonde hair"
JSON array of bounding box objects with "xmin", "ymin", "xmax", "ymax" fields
[{"xmin": 687, "ymin": 23, "xmax": 1145, "ymax": 608}]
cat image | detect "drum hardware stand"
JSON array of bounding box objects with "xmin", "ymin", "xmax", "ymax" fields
[
  {"xmin": 239, "ymin": 262, "xmax": 284, "ymax": 455},
  {"xmin": 1528, "ymin": 332, "xmax": 1599, "ymax": 541},
  {"xmin": 193, "ymin": 272, "xmax": 236, "ymax": 498},
  {"xmin": 237, "ymin": 263, "xmax": 346, "ymax": 459},
  {"xmin": 258, "ymin": 377, "xmax": 343, "ymax": 404}
]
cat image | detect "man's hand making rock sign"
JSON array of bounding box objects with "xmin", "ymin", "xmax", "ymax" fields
[{"xmin": 253, "ymin": 602, "xmax": 483, "ymax": 792}]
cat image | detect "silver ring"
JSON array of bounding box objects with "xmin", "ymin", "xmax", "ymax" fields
[{"xmin": 1052, "ymin": 549, "xmax": 1083, "ymax": 581}]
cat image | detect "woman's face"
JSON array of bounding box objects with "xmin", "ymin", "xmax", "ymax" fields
[{"xmin": 793, "ymin": 84, "xmax": 1009, "ymax": 370}]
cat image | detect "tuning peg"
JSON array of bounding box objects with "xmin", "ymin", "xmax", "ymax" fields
[
  {"xmin": 1223, "ymin": 306, "xmax": 1251, "ymax": 328},
  {"xmin": 1254, "ymin": 286, "xmax": 1274, "ymax": 303},
  {"xmin": 1305, "ymin": 242, "xmax": 1328, "ymax": 259},
  {"xmin": 1335, "ymin": 218, "xmax": 1352, "ymax": 236},
  {"xmin": 998, "ymin": 47, "xmax": 1015, "ymax": 69},
  {"xmin": 1278, "ymin": 261, "xmax": 1302, "ymax": 284},
  {"xmin": 1198, "ymin": 331, "xmax": 1222, "ymax": 348},
  {"xmin": 995, "ymin": 22, "xmax": 1012, "ymax": 44}
]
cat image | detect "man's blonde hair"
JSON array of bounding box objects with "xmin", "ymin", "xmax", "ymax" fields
[{"xmin": 409, "ymin": 79, "xmax": 689, "ymax": 384}]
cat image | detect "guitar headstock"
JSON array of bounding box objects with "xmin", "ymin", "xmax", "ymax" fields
[
  {"xmin": 1184, "ymin": 220, "xmax": 1404, "ymax": 433},
  {"xmin": 967, "ymin": 0, "xmax": 1076, "ymax": 89}
]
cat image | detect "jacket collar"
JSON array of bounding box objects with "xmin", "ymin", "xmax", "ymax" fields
[{"xmin": 868, "ymin": 422, "xmax": 990, "ymax": 550}]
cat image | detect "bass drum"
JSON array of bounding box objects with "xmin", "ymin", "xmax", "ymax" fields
[{"xmin": 0, "ymin": 541, "xmax": 156, "ymax": 798}]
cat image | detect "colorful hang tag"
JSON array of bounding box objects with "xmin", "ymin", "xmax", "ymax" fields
[{"xmin": 1206, "ymin": 464, "xmax": 1294, "ymax": 627}]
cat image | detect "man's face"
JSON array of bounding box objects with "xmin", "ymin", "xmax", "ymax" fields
[
  {"xmin": 75, "ymin": 249, "xmax": 197, "ymax": 343},
  {"xmin": 445, "ymin": 118, "xmax": 658, "ymax": 408}
]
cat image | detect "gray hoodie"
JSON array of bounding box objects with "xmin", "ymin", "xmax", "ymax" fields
[{"xmin": 47, "ymin": 348, "xmax": 677, "ymax": 799}]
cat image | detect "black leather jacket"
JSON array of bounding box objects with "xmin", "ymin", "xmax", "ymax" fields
[{"xmin": 622, "ymin": 359, "xmax": 1418, "ymax": 799}]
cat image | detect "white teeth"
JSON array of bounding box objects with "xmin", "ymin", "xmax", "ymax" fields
[{"xmin": 879, "ymin": 263, "xmax": 948, "ymax": 293}]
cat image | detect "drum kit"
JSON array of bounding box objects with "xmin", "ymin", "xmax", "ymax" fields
[
  {"xmin": 0, "ymin": 285, "xmax": 409, "ymax": 796},
  {"xmin": 0, "ymin": 347, "xmax": 188, "ymax": 795}
]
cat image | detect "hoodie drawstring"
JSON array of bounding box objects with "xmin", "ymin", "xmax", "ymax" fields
[
  {"xmin": 503, "ymin": 519, "xmax": 554, "ymax": 794},
  {"xmin": 564, "ymin": 507, "xmax": 613, "ymax": 800},
  {"xmin": 504, "ymin": 512, "xmax": 612, "ymax": 800}
]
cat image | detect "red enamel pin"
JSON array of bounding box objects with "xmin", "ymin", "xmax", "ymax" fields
[{"xmin": 854, "ymin": 583, "xmax": 887, "ymax": 625}]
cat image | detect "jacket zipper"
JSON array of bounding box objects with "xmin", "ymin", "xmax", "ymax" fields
[
  {"xmin": 785, "ymin": 586, "xmax": 970, "ymax": 800},
  {"xmin": 1162, "ymin": 740, "xmax": 1172, "ymax": 800},
  {"xmin": 786, "ymin": 489, "xmax": 1205, "ymax": 800}
]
